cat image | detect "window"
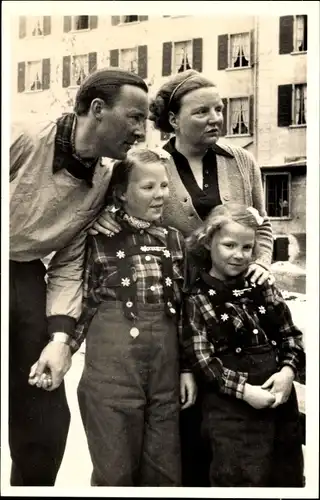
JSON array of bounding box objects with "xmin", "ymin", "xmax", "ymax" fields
[
  {"xmin": 218, "ymin": 32, "xmax": 251, "ymax": 70},
  {"xmin": 173, "ymin": 41, "xmax": 192, "ymax": 73},
  {"xmin": 122, "ymin": 15, "xmax": 138, "ymax": 23},
  {"xmin": 72, "ymin": 16, "xmax": 89, "ymax": 30},
  {"xmin": 228, "ymin": 97, "xmax": 250, "ymax": 135},
  {"xmin": 264, "ymin": 173, "xmax": 290, "ymax": 218},
  {"xmin": 294, "ymin": 15, "xmax": 307, "ymax": 52},
  {"xmin": 279, "ymin": 15, "xmax": 307, "ymax": 54},
  {"xmin": 111, "ymin": 16, "xmax": 148, "ymax": 26},
  {"xmin": 278, "ymin": 83, "xmax": 307, "ymax": 127},
  {"xmin": 120, "ymin": 47, "xmax": 138, "ymax": 73},
  {"xmin": 71, "ymin": 54, "xmax": 89, "ymax": 86},
  {"xmin": 293, "ymin": 84, "xmax": 307, "ymax": 125},
  {"xmin": 19, "ymin": 16, "xmax": 51, "ymax": 38},
  {"xmin": 26, "ymin": 61, "xmax": 43, "ymax": 91},
  {"xmin": 230, "ymin": 33, "xmax": 250, "ymax": 68}
]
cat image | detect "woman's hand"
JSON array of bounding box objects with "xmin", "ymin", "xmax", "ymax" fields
[
  {"xmin": 180, "ymin": 372, "xmax": 197, "ymax": 410},
  {"xmin": 88, "ymin": 207, "xmax": 122, "ymax": 237},
  {"xmin": 243, "ymin": 383, "xmax": 276, "ymax": 409},
  {"xmin": 261, "ymin": 366, "xmax": 295, "ymax": 408},
  {"xmin": 245, "ymin": 263, "xmax": 275, "ymax": 286}
]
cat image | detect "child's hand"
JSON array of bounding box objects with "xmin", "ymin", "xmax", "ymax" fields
[
  {"xmin": 243, "ymin": 383, "xmax": 276, "ymax": 409},
  {"xmin": 261, "ymin": 366, "xmax": 295, "ymax": 408},
  {"xmin": 88, "ymin": 208, "xmax": 121, "ymax": 236},
  {"xmin": 180, "ymin": 372, "xmax": 197, "ymax": 410}
]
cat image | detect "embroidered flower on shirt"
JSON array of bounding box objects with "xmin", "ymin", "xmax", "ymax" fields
[
  {"xmin": 163, "ymin": 250, "xmax": 171, "ymax": 258},
  {"xmin": 208, "ymin": 289, "xmax": 216, "ymax": 296},
  {"xmin": 233, "ymin": 289, "xmax": 244, "ymax": 297},
  {"xmin": 251, "ymin": 283, "xmax": 257, "ymax": 288},
  {"xmin": 141, "ymin": 246, "xmax": 148, "ymax": 252},
  {"xmin": 163, "ymin": 228, "xmax": 168, "ymax": 235},
  {"xmin": 165, "ymin": 277, "xmax": 172, "ymax": 287},
  {"xmin": 221, "ymin": 313, "xmax": 229, "ymax": 322},
  {"xmin": 121, "ymin": 278, "xmax": 131, "ymax": 287},
  {"xmin": 258, "ymin": 306, "xmax": 266, "ymax": 314},
  {"xmin": 116, "ymin": 250, "xmax": 125, "ymax": 259}
]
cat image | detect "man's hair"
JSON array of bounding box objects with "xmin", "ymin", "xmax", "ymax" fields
[{"xmin": 74, "ymin": 68, "xmax": 149, "ymax": 115}]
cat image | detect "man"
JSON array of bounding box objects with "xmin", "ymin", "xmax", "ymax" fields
[{"xmin": 9, "ymin": 68, "xmax": 149, "ymax": 486}]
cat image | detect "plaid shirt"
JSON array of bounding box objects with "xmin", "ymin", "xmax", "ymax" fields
[
  {"xmin": 183, "ymin": 272, "xmax": 305, "ymax": 399},
  {"xmin": 74, "ymin": 223, "xmax": 187, "ymax": 357},
  {"xmin": 53, "ymin": 113, "xmax": 99, "ymax": 185}
]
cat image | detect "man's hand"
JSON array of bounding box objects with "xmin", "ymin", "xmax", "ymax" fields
[
  {"xmin": 246, "ymin": 263, "xmax": 275, "ymax": 286},
  {"xmin": 28, "ymin": 341, "xmax": 72, "ymax": 391},
  {"xmin": 243, "ymin": 383, "xmax": 276, "ymax": 409},
  {"xmin": 88, "ymin": 208, "xmax": 121, "ymax": 237},
  {"xmin": 261, "ymin": 366, "xmax": 295, "ymax": 408},
  {"xmin": 180, "ymin": 372, "xmax": 197, "ymax": 410}
]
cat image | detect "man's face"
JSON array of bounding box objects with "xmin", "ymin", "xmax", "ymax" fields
[{"xmin": 98, "ymin": 85, "xmax": 149, "ymax": 159}]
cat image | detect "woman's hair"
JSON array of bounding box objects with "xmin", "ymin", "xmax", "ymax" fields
[
  {"xmin": 186, "ymin": 203, "xmax": 263, "ymax": 269},
  {"xmin": 74, "ymin": 67, "xmax": 148, "ymax": 116},
  {"xmin": 105, "ymin": 148, "xmax": 170, "ymax": 208},
  {"xmin": 149, "ymin": 69, "xmax": 216, "ymax": 133}
]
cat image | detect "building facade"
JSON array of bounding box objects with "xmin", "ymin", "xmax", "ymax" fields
[{"xmin": 11, "ymin": 14, "xmax": 307, "ymax": 262}]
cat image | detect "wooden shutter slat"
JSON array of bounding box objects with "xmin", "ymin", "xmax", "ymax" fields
[
  {"xmin": 89, "ymin": 16, "xmax": 98, "ymax": 29},
  {"xmin": 221, "ymin": 98, "xmax": 228, "ymax": 136},
  {"xmin": 19, "ymin": 16, "xmax": 26, "ymax": 38},
  {"xmin": 218, "ymin": 34, "xmax": 228, "ymax": 70},
  {"xmin": 62, "ymin": 55, "xmax": 71, "ymax": 88},
  {"xmin": 110, "ymin": 49, "xmax": 119, "ymax": 67},
  {"xmin": 42, "ymin": 58, "xmax": 51, "ymax": 90},
  {"xmin": 89, "ymin": 52, "xmax": 97, "ymax": 73},
  {"xmin": 17, "ymin": 62, "xmax": 26, "ymax": 93},
  {"xmin": 249, "ymin": 95, "xmax": 254, "ymax": 135},
  {"xmin": 139, "ymin": 16, "xmax": 148, "ymax": 22},
  {"xmin": 43, "ymin": 16, "xmax": 51, "ymax": 36},
  {"xmin": 138, "ymin": 45, "xmax": 148, "ymax": 79},
  {"xmin": 192, "ymin": 38, "xmax": 203, "ymax": 72},
  {"xmin": 279, "ymin": 16, "xmax": 293, "ymax": 54},
  {"xmin": 278, "ymin": 84, "xmax": 292, "ymax": 126},
  {"xmin": 111, "ymin": 16, "xmax": 120, "ymax": 26},
  {"xmin": 162, "ymin": 42, "xmax": 172, "ymax": 76},
  {"xmin": 64, "ymin": 16, "xmax": 72, "ymax": 33}
]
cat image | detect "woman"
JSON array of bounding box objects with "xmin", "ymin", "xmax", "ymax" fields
[{"xmin": 91, "ymin": 69, "xmax": 274, "ymax": 486}]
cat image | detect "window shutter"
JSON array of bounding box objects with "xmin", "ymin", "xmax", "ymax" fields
[
  {"xmin": 42, "ymin": 58, "xmax": 51, "ymax": 89},
  {"xmin": 249, "ymin": 95, "xmax": 254, "ymax": 135},
  {"xmin": 218, "ymin": 34, "xmax": 228, "ymax": 70},
  {"xmin": 139, "ymin": 16, "xmax": 148, "ymax": 22},
  {"xmin": 111, "ymin": 16, "xmax": 120, "ymax": 26},
  {"xmin": 303, "ymin": 15, "xmax": 308, "ymax": 51},
  {"xmin": 162, "ymin": 42, "xmax": 172, "ymax": 76},
  {"xmin": 221, "ymin": 98, "xmax": 228, "ymax": 136},
  {"xmin": 138, "ymin": 45, "xmax": 148, "ymax": 79},
  {"xmin": 62, "ymin": 55, "xmax": 71, "ymax": 88},
  {"xmin": 17, "ymin": 62, "xmax": 25, "ymax": 93},
  {"xmin": 89, "ymin": 16, "xmax": 98, "ymax": 29},
  {"xmin": 250, "ymin": 29, "xmax": 254, "ymax": 66},
  {"xmin": 63, "ymin": 16, "xmax": 72, "ymax": 33},
  {"xmin": 279, "ymin": 16, "xmax": 293, "ymax": 54},
  {"xmin": 88, "ymin": 52, "xmax": 97, "ymax": 73},
  {"xmin": 110, "ymin": 49, "xmax": 119, "ymax": 67},
  {"xmin": 43, "ymin": 16, "xmax": 51, "ymax": 35},
  {"xmin": 278, "ymin": 84, "xmax": 292, "ymax": 126},
  {"xmin": 192, "ymin": 38, "xmax": 203, "ymax": 72},
  {"xmin": 19, "ymin": 16, "xmax": 26, "ymax": 38}
]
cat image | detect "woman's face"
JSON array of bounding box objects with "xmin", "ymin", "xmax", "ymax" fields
[
  {"xmin": 121, "ymin": 160, "xmax": 170, "ymax": 222},
  {"xmin": 172, "ymin": 86, "xmax": 224, "ymax": 148}
]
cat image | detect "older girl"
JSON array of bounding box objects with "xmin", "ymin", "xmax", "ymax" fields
[
  {"xmin": 183, "ymin": 203, "xmax": 305, "ymax": 487},
  {"xmin": 75, "ymin": 148, "xmax": 196, "ymax": 486}
]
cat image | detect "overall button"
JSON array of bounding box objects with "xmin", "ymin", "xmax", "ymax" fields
[
  {"xmin": 253, "ymin": 328, "xmax": 259, "ymax": 334},
  {"xmin": 169, "ymin": 307, "xmax": 176, "ymax": 314},
  {"xmin": 145, "ymin": 255, "xmax": 151, "ymax": 261},
  {"xmin": 235, "ymin": 347, "xmax": 242, "ymax": 353},
  {"xmin": 126, "ymin": 301, "xmax": 133, "ymax": 308},
  {"xmin": 167, "ymin": 301, "xmax": 172, "ymax": 307},
  {"xmin": 150, "ymin": 286, "xmax": 155, "ymax": 291},
  {"xmin": 271, "ymin": 340, "xmax": 277, "ymax": 346},
  {"xmin": 130, "ymin": 327, "xmax": 140, "ymax": 338},
  {"xmin": 242, "ymin": 304, "xmax": 247, "ymax": 310},
  {"xmin": 204, "ymin": 183, "xmax": 209, "ymax": 188}
]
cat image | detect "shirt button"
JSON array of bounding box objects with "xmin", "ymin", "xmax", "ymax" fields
[
  {"xmin": 150, "ymin": 286, "xmax": 155, "ymax": 291},
  {"xmin": 204, "ymin": 183, "xmax": 209, "ymax": 188},
  {"xmin": 145, "ymin": 255, "xmax": 151, "ymax": 261},
  {"xmin": 235, "ymin": 347, "xmax": 242, "ymax": 354},
  {"xmin": 271, "ymin": 340, "xmax": 277, "ymax": 346},
  {"xmin": 169, "ymin": 307, "xmax": 176, "ymax": 314},
  {"xmin": 253, "ymin": 329, "xmax": 259, "ymax": 334},
  {"xmin": 167, "ymin": 301, "xmax": 172, "ymax": 307},
  {"xmin": 126, "ymin": 301, "xmax": 133, "ymax": 308}
]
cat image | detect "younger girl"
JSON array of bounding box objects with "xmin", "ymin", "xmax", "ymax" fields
[
  {"xmin": 74, "ymin": 148, "xmax": 196, "ymax": 486},
  {"xmin": 183, "ymin": 203, "xmax": 305, "ymax": 487}
]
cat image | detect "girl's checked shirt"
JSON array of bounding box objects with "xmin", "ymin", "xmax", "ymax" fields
[{"xmin": 182, "ymin": 271, "xmax": 305, "ymax": 399}]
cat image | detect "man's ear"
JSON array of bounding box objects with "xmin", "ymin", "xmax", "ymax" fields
[
  {"xmin": 168, "ymin": 111, "xmax": 178, "ymax": 131},
  {"xmin": 90, "ymin": 98, "xmax": 105, "ymax": 120}
]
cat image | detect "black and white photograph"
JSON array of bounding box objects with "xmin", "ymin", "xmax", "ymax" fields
[{"xmin": 1, "ymin": 1, "xmax": 319, "ymax": 497}]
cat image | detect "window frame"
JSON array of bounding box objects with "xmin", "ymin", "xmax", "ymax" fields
[
  {"xmin": 70, "ymin": 53, "xmax": 89, "ymax": 87},
  {"xmin": 292, "ymin": 15, "xmax": 307, "ymax": 54},
  {"xmin": 172, "ymin": 39, "xmax": 193, "ymax": 74},
  {"xmin": 71, "ymin": 15, "xmax": 90, "ymax": 32},
  {"xmin": 26, "ymin": 16, "xmax": 45, "ymax": 38},
  {"xmin": 119, "ymin": 46, "xmax": 139, "ymax": 73},
  {"xmin": 225, "ymin": 95, "xmax": 251, "ymax": 137},
  {"xmin": 25, "ymin": 60, "xmax": 43, "ymax": 93},
  {"xmin": 227, "ymin": 31, "xmax": 251, "ymax": 70},
  {"xmin": 263, "ymin": 171, "xmax": 292, "ymax": 220},
  {"xmin": 291, "ymin": 83, "xmax": 307, "ymax": 127}
]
